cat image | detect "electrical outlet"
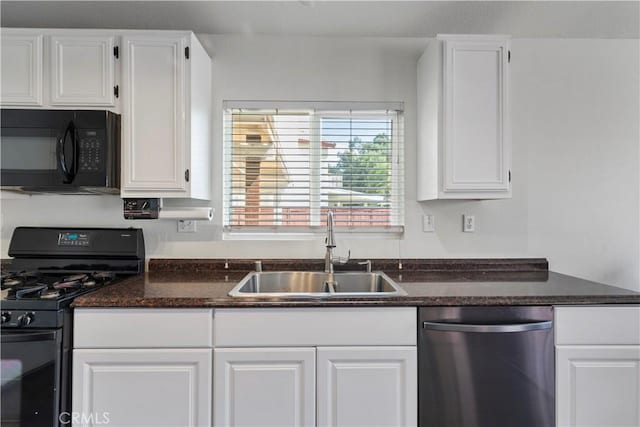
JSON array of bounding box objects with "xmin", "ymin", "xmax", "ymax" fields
[
  {"xmin": 463, "ymin": 215, "xmax": 475, "ymax": 232},
  {"xmin": 177, "ymin": 219, "xmax": 197, "ymax": 233},
  {"xmin": 422, "ymin": 214, "xmax": 435, "ymax": 232}
]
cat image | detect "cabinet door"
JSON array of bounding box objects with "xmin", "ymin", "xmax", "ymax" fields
[
  {"xmin": 121, "ymin": 35, "xmax": 188, "ymax": 196},
  {"xmin": 73, "ymin": 349, "xmax": 211, "ymax": 427},
  {"xmin": 317, "ymin": 346, "xmax": 417, "ymax": 427},
  {"xmin": 442, "ymin": 37, "xmax": 510, "ymax": 196},
  {"xmin": 214, "ymin": 347, "xmax": 315, "ymax": 427},
  {"xmin": 0, "ymin": 33, "xmax": 43, "ymax": 106},
  {"xmin": 50, "ymin": 35, "xmax": 116, "ymax": 106},
  {"xmin": 557, "ymin": 345, "xmax": 640, "ymax": 427}
]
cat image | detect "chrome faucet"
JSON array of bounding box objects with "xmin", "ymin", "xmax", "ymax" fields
[
  {"xmin": 324, "ymin": 211, "xmax": 350, "ymax": 288},
  {"xmin": 324, "ymin": 211, "xmax": 336, "ymax": 275}
]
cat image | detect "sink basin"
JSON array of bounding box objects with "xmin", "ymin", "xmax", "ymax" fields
[{"xmin": 228, "ymin": 271, "xmax": 406, "ymax": 298}]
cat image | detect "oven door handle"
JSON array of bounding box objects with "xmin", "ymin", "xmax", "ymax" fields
[{"xmin": 1, "ymin": 331, "xmax": 57, "ymax": 343}]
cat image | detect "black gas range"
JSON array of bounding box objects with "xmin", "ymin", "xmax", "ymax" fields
[{"xmin": 1, "ymin": 227, "xmax": 145, "ymax": 427}]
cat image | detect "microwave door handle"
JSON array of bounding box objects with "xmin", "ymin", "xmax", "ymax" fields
[
  {"xmin": 57, "ymin": 121, "xmax": 75, "ymax": 183},
  {"xmin": 70, "ymin": 122, "xmax": 79, "ymax": 180},
  {"xmin": 57, "ymin": 123, "xmax": 71, "ymax": 182}
]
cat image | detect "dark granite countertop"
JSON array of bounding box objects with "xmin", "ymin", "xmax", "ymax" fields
[{"xmin": 72, "ymin": 259, "xmax": 640, "ymax": 308}]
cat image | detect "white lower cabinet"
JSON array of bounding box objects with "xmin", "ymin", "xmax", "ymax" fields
[
  {"xmin": 316, "ymin": 347, "xmax": 417, "ymax": 427},
  {"xmin": 72, "ymin": 308, "xmax": 214, "ymax": 427},
  {"xmin": 212, "ymin": 308, "xmax": 417, "ymax": 427},
  {"xmin": 74, "ymin": 308, "xmax": 417, "ymax": 427},
  {"xmin": 555, "ymin": 306, "xmax": 640, "ymax": 427},
  {"xmin": 214, "ymin": 348, "xmax": 316, "ymax": 427},
  {"xmin": 556, "ymin": 345, "xmax": 640, "ymax": 427},
  {"xmin": 214, "ymin": 346, "xmax": 416, "ymax": 427},
  {"xmin": 73, "ymin": 349, "xmax": 212, "ymax": 427}
]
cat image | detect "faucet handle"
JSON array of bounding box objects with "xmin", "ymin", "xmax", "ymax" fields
[
  {"xmin": 332, "ymin": 250, "xmax": 351, "ymax": 265},
  {"xmin": 357, "ymin": 260, "xmax": 372, "ymax": 273}
]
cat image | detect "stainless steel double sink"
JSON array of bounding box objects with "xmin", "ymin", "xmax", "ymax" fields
[{"xmin": 228, "ymin": 271, "xmax": 406, "ymax": 298}]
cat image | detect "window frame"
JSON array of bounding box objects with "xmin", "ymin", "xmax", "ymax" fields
[{"xmin": 222, "ymin": 101, "xmax": 405, "ymax": 240}]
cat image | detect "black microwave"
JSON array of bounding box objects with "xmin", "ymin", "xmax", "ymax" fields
[{"xmin": 1, "ymin": 109, "xmax": 120, "ymax": 194}]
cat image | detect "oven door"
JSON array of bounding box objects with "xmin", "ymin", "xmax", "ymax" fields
[
  {"xmin": 1, "ymin": 329, "xmax": 62, "ymax": 427},
  {"xmin": 0, "ymin": 109, "xmax": 78, "ymax": 188}
]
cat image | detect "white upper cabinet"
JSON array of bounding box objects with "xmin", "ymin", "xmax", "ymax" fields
[
  {"xmin": 1, "ymin": 29, "xmax": 118, "ymax": 108},
  {"xmin": 120, "ymin": 32, "xmax": 211, "ymax": 200},
  {"xmin": 1, "ymin": 28, "xmax": 212, "ymax": 200},
  {"xmin": 0, "ymin": 30, "xmax": 43, "ymax": 106},
  {"xmin": 50, "ymin": 34, "xmax": 117, "ymax": 106},
  {"xmin": 121, "ymin": 34, "xmax": 187, "ymax": 195},
  {"xmin": 417, "ymin": 34, "xmax": 511, "ymax": 200}
]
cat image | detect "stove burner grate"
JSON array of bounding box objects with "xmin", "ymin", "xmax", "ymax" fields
[{"xmin": 1, "ymin": 271, "xmax": 116, "ymax": 300}]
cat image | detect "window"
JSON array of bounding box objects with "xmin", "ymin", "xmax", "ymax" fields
[{"xmin": 223, "ymin": 101, "xmax": 404, "ymax": 236}]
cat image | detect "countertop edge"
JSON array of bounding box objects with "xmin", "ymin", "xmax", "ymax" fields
[{"xmin": 73, "ymin": 295, "xmax": 640, "ymax": 308}]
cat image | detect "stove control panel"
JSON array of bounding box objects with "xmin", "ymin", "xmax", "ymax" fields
[
  {"xmin": 9, "ymin": 227, "xmax": 144, "ymax": 260},
  {"xmin": 58, "ymin": 232, "xmax": 90, "ymax": 247},
  {"xmin": 0, "ymin": 310, "xmax": 63, "ymax": 328}
]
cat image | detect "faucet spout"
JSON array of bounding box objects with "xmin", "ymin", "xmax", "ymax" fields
[
  {"xmin": 323, "ymin": 211, "xmax": 349, "ymax": 277},
  {"xmin": 325, "ymin": 211, "xmax": 336, "ymax": 275},
  {"xmin": 326, "ymin": 211, "xmax": 336, "ymax": 249}
]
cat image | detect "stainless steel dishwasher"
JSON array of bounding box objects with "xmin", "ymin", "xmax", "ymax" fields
[{"xmin": 419, "ymin": 306, "xmax": 554, "ymax": 427}]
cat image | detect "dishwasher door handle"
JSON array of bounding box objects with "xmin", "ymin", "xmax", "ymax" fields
[{"xmin": 422, "ymin": 320, "xmax": 553, "ymax": 333}]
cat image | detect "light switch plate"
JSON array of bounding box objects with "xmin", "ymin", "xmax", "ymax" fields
[{"xmin": 422, "ymin": 214, "xmax": 435, "ymax": 232}]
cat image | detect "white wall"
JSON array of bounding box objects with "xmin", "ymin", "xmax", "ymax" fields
[
  {"xmin": 0, "ymin": 35, "xmax": 638, "ymax": 291},
  {"xmin": 512, "ymin": 39, "xmax": 640, "ymax": 291}
]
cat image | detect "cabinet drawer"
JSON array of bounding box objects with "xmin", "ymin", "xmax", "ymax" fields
[
  {"xmin": 214, "ymin": 307, "xmax": 416, "ymax": 347},
  {"xmin": 74, "ymin": 308, "xmax": 213, "ymax": 348},
  {"xmin": 555, "ymin": 306, "xmax": 640, "ymax": 345}
]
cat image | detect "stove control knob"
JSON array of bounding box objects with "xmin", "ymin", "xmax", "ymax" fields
[
  {"xmin": 1, "ymin": 312, "xmax": 10, "ymax": 324},
  {"xmin": 18, "ymin": 312, "xmax": 34, "ymax": 326}
]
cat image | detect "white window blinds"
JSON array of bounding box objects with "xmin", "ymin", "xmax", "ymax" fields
[{"xmin": 223, "ymin": 101, "xmax": 404, "ymax": 234}]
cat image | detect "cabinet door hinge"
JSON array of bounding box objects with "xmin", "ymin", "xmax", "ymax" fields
[
  {"xmin": 508, "ymin": 170, "xmax": 511, "ymax": 182},
  {"xmin": 185, "ymin": 46, "xmax": 190, "ymax": 59},
  {"xmin": 114, "ymin": 46, "xmax": 119, "ymax": 59},
  {"xmin": 185, "ymin": 169, "xmax": 190, "ymax": 182},
  {"xmin": 508, "ymin": 50, "xmax": 511, "ymax": 63},
  {"xmin": 114, "ymin": 85, "xmax": 119, "ymax": 98}
]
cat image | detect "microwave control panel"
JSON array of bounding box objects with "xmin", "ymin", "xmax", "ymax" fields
[{"xmin": 78, "ymin": 130, "xmax": 103, "ymax": 172}]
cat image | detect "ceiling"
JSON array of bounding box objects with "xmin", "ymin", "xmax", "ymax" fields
[{"xmin": 1, "ymin": 1, "xmax": 638, "ymax": 39}]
